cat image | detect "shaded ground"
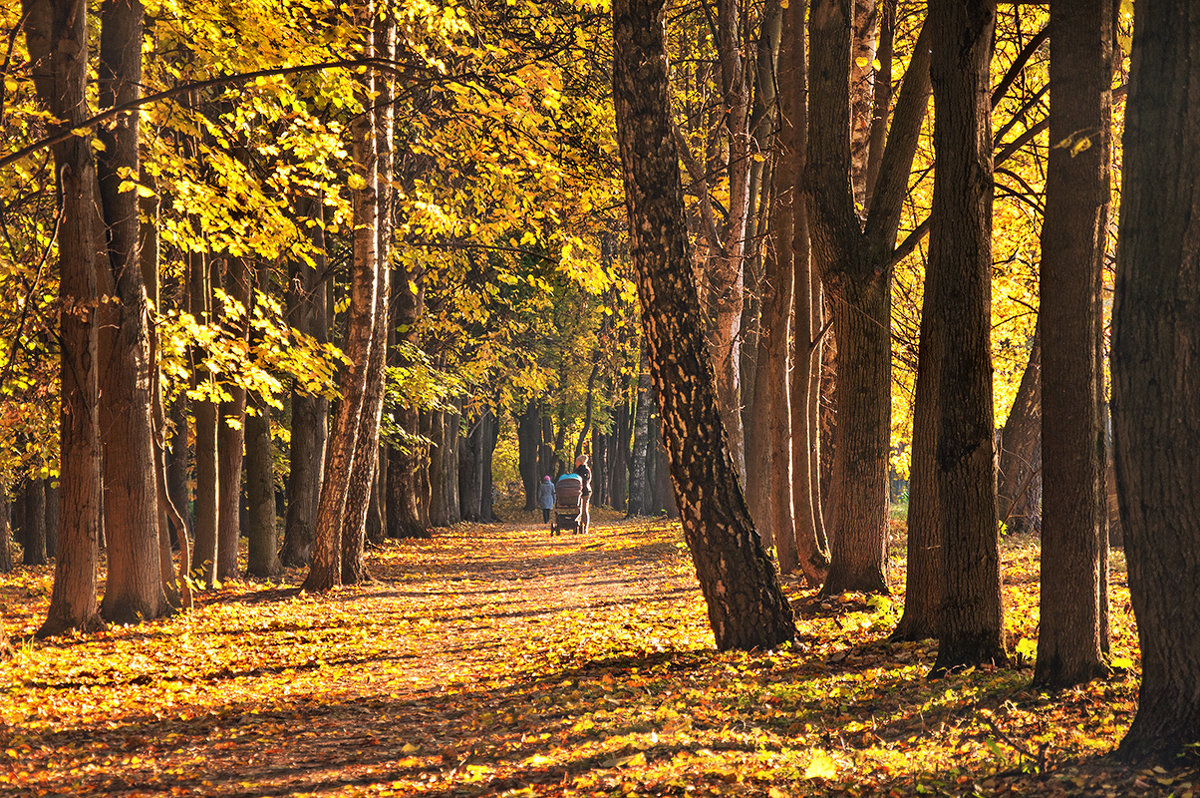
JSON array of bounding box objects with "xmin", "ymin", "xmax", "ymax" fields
[{"xmin": 0, "ymin": 511, "xmax": 1191, "ymax": 796}]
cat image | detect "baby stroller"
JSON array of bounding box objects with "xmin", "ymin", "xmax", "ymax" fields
[{"xmin": 551, "ymin": 473, "xmax": 583, "ymax": 535}]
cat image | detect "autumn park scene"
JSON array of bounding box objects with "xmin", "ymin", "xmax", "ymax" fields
[{"xmin": 4, "ymin": 0, "xmax": 1200, "ymax": 794}]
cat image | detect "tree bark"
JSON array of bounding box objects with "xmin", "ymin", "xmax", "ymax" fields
[
  {"xmin": 94, "ymin": 0, "xmax": 169, "ymax": 623},
  {"xmin": 190, "ymin": 251, "xmax": 219, "ymax": 587},
  {"xmin": 216, "ymin": 258, "xmax": 250, "ymax": 582},
  {"xmin": 245, "ymin": 389, "xmax": 281, "ymax": 578},
  {"xmin": 26, "ymin": 0, "xmax": 105, "ymax": 637},
  {"xmin": 281, "ymin": 196, "xmax": 329, "ymax": 568},
  {"xmin": 0, "ymin": 492, "xmax": 12, "ymax": 573},
  {"xmin": 626, "ymin": 364, "xmax": 652, "ymax": 517},
  {"xmin": 805, "ymin": 2, "xmax": 932, "ymax": 596},
  {"xmin": 613, "ymin": 0, "xmax": 797, "ymax": 650},
  {"xmin": 303, "ymin": 4, "xmax": 378, "ymax": 592},
  {"xmin": 928, "ymin": 0, "xmax": 1006, "ymax": 676},
  {"xmin": 1033, "ymin": 0, "xmax": 1113, "ymax": 689},
  {"xmin": 1111, "ymin": 0, "xmax": 1200, "ymax": 763},
  {"xmin": 20, "ymin": 480, "xmax": 47, "ymax": 565},
  {"xmin": 518, "ymin": 400, "xmax": 543, "ymax": 510},
  {"xmin": 996, "ymin": 332, "xmax": 1041, "ymax": 535},
  {"xmin": 892, "ymin": 267, "xmax": 943, "ymax": 642}
]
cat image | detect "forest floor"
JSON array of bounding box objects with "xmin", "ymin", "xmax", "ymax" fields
[{"xmin": 0, "ymin": 509, "xmax": 1194, "ymax": 797}]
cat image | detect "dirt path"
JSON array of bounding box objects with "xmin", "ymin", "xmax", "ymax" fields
[{"xmin": 2, "ymin": 513, "xmax": 711, "ymax": 797}]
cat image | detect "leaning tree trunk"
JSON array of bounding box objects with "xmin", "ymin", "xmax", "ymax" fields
[
  {"xmin": 996, "ymin": 332, "xmax": 1042, "ymax": 535},
  {"xmin": 1111, "ymin": 0, "xmax": 1200, "ymax": 763},
  {"xmin": 613, "ymin": 0, "xmax": 796, "ymax": 650},
  {"xmin": 1034, "ymin": 0, "xmax": 1112, "ymax": 689},
  {"xmin": 303, "ymin": 5, "xmax": 378, "ymax": 592},
  {"xmin": 928, "ymin": 0, "xmax": 1006, "ymax": 676},
  {"xmin": 95, "ymin": 0, "xmax": 169, "ymax": 623},
  {"xmin": 26, "ymin": 0, "xmax": 105, "ymax": 637}
]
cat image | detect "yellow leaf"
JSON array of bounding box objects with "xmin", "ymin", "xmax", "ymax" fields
[
  {"xmin": 401, "ymin": 742, "xmax": 419, "ymax": 753},
  {"xmin": 804, "ymin": 750, "xmax": 838, "ymax": 780}
]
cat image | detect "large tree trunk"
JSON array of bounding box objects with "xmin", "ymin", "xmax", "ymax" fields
[
  {"xmin": 281, "ymin": 196, "xmax": 329, "ymax": 568},
  {"xmin": 928, "ymin": 0, "xmax": 1005, "ymax": 676},
  {"xmin": 805, "ymin": 2, "xmax": 931, "ymax": 597},
  {"xmin": 1034, "ymin": 0, "xmax": 1113, "ymax": 688},
  {"xmin": 517, "ymin": 400, "xmax": 543, "ymax": 511},
  {"xmin": 1111, "ymin": 0, "xmax": 1200, "ymax": 763},
  {"xmin": 996, "ymin": 333, "xmax": 1042, "ymax": 535},
  {"xmin": 303, "ymin": 6, "xmax": 379, "ymax": 592},
  {"xmin": 95, "ymin": 0, "xmax": 169, "ymax": 623},
  {"xmin": 216, "ymin": 258, "xmax": 250, "ymax": 582},
  {"xmin": 26, "ymin": 0, "xmax": 105, "ymax": 637},
  {"xmin": 613, "ymin": 0, "xmax": 796, "ymax": 650},
  {"xmin": 245, "ymin": 389, "xmax": 280, "ymax": 578},
  {"xmin": 428, "ymin": 404, "xmax": 461, "ymax": 527}
]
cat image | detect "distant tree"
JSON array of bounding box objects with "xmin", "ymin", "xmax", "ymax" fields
[
  {"xmin": 1111, "ymin": 0, "xmax": 1200, "ymax": 763},
  {"xmin": 1034, "ymin": 0, "xmax": 1112, "ymax": 689},
  {"xmin": 927, "ymin": 0, "xmax": 1006, "ymax": 675},
  {"xmin": 613, "ymin": 0, "xmax": 796, "ymax": 650}
]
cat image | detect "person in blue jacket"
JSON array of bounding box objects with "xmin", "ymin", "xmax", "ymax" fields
[{"xmin": 535, "ymin": 475, "xmax": 556, "ymax": 523}]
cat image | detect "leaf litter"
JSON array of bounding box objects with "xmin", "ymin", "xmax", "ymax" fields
[{"xmin": 0, "ymin": 510, "xmax": 1189, "ymax": 796}]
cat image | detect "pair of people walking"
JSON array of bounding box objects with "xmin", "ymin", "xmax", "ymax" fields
[{"xmin": 535, "ymin": 455, "xmax": 593, "ymax": 533}]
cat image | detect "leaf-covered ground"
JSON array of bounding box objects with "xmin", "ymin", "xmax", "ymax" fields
[{"xmin": 1, "ymin": 511, "xmax": 1194, "ymax": 796}]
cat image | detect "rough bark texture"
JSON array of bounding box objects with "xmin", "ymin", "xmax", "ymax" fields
[
  {"xmin": 281, "ymin": 196, "xmax": 329, "ymax": 568},
  {"xmin": 93, "ymin": 0, "xmax": 169, "ymax": 623},
  {"xmin": 1034, "ymin": 0, "xmax": 1112, "ymax": 689},
  {"xmin": 613, "ymin": 0, "xmax": 796, "ymax": 650},
  {"xmin": 303, "ymin": 9, "xmax": 378, "ymax": 592},
  {"xmin": 428, "ymin": 405, "xmax": 461, "ymax": 527},
  {"xmin": 166, "ymin": 394, "xmax": 190, "ymax": 544},
  {"xmin": 996, "ymin": 333, "xmax": 1041, "ymax": 535},
  {"xmin": 26, "ymin": 0, "xmax": 105, "ymax": 636},
  {"xmin": 1111, "ymin": 0, "xmax": 1200, "ymax": 763},
  {"xmin": 805, "ymin": 1, "xmax": 932, "ymax": 596},
  {"xmin": 928, "ymin": 0, "xmax": 1006, "ymax": 675}
]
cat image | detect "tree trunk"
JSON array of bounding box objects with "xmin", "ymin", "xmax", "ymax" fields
[
  {"xmin": 517, "ymin": 400, "xmax": 543, "ymax": 510},
  {"xmin": 0, "ymin": 492, "xmax": 12, "ymax": 573},
  {"xmin": 611, "ymin": 393, "xmax": 631, "ymax": 512},
  {"xmin": 166, "ymin": 394, "xmax": 191, "ymax": 544},
  {"xmin": 44, "ymin": 480, "xmax": 59, "ymax": 559},
  {"xmin": 1033, "ymin": 0, "xmax": 1113, "ymax": 689},
  {"xmin": 190, "ymin": 251, "xmax": 220, "ymax": 586},
  {"xmin": 95, "ymin": 0, "xmax": 169, "ymax": 623},
  {"xmin": 25, "ymin": 0, "xmax": 105, "ymax": 636},
  {"xmin": 626, "ymin": 366, "xmax": 652, "ymax": 517},
  {"xmin": 805, "ymin": 2, "xmax": 932, "ymax": 597},
  {"xmin": 281, "ymin": 196, "xmax": 329, "ymax": 568},
  {"xmin": 892, "ymin": 272, "xmax": 943, "ymax": 642},
  {"xmin": 1110, "ymin": 0, "xmax": 1200, "ymax": 763},
  {"xmin": 20, "ymin": 480, "xmax": 47, "ymax": 565},
  {"xmin": 303, "ymin": 5, "xmax": 378, "ymax": 592},
  {"xmin": 245, "ymin": 389, "xmax": 281, "ymax": 578},
  {"xmin": 996, "ymin": 332, "xmax": 1042, "ymax": 535},
  {"xmin": 459, "ymin": 414, "xmax": 481, "ymax": 523},
  {"xmin": 613, "ymin": 0, "xmax": 797, "ymax": 650},
  {"xmin": 428, "ymin": 404, "xmax": 461, "ymax": 527},
  {"xmin": 928, "ymin": 0, "xmax": 1006, "ymax": 675},
  {"xmin": 216, "ymin": 259, "xmax": 250, "ymax": 582}
]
